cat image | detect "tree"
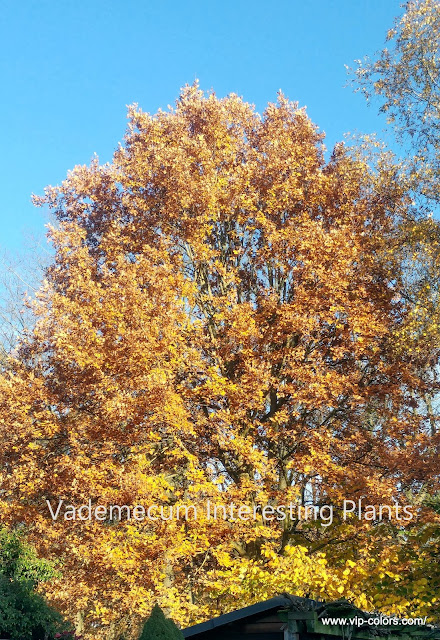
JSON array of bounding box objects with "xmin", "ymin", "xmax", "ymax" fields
[
  {"xmin": 352, "ymin": 0, "xmax": 440, "ymax": 204},
  {"xmin": 0, "ymin": 240, "xmax": 49, "ymax": 366},
  {"xmin": 351, "ymin": 0, "xmax": 440, "ymax": 361},
  {"xmin": 0, "ymin": 528, "xmax": 66, "ymax": 640},
  {"xmin": 139, "ymin": 605, "xmax": 183, "ymax": 640},
  {"xmin": 0, "ymin": 85, "xmax": 439, "ymax": 637},
  {"xmin": 351, "ymin": 0, "xmax": 440, "ymax": 617}
]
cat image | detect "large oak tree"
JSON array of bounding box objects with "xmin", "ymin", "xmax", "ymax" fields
[{"xmin": 0, "ymin": 86, "xmax": 438, "ymax": 637}]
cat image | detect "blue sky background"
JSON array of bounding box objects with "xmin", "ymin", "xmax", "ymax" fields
[{"xmin": 0, "ymin": 0, "xmax": 402, "ymax": 254}]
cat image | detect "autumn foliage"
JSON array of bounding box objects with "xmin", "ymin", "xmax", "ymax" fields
[{"xmin": 0, "ymin": 85, "xmax": 439, "ymax": 637}]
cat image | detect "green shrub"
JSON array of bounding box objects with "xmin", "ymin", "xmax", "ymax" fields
[{"xmin": 0, "ymin": 528, "xmax": 68, "ymax": 639}]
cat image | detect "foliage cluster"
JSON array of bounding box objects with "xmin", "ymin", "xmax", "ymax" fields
[{"xmin": 0, "ymin": 528, "xmax": 66, "ymax": 640}]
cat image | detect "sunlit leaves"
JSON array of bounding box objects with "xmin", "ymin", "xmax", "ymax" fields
[{"xmin": 0, "ymin": 85, "xmax": 438, "ymax": 637}]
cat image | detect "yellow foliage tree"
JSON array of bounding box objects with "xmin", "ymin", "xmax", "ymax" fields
[{"xmin": 0, "ymin": 85, "xmax": 439, "ymax": 637}]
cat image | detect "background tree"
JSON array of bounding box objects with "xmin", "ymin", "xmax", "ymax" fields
[
  {"xmin": 0, "ymin": 86, "xmax": 439, "ymax": 637},
  {"xmin": 0, "ymin": 528, "xmax": 67, "ymax": 640},
  {"xmin": 0, "ymin": 238, "xmax": 49, "ymax": 366},
  {"xmin": 352, "ymin": 0, "xmax": 440, "ymax": 617},
  {"xmin": 353, "ymin": 0, "xmax": 440, "ymax": 204}
]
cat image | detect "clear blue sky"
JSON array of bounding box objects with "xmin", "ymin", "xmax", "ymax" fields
[{"xmin": 0, "ymin": 0, "xmax": 402, "ymax": 253}]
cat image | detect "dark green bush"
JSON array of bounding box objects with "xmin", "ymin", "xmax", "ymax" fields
[
  {"xmin": 0, "ymin": 528, "xmax": 68, "ymax": 639},
  {"xmin": 139, "ymin": 604, "xmax": 183, "ymax": 640}
]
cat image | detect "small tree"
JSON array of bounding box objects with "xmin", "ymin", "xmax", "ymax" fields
[
  {"xmin": 139, "ymin": 605, "xmax": 183, "ymax": 640},
  {"xmin": 0, "ymin": 528, "xmax": 66, "ymax": 640}
]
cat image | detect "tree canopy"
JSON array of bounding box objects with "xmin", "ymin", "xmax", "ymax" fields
[
  {"xmin": 353, "ymin": 0, "xmax": 440, "ymax": 611},
  {"xmin": 353, "ymin": 0, "xmax": 440, "ymax": 204},
  {"xmin": 0, "ymin": 85, "xmax": 439, "ymax": 637},
  {"xmin": 0, "ymin": 528, "xmax": 65, "ymax": 640}
]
